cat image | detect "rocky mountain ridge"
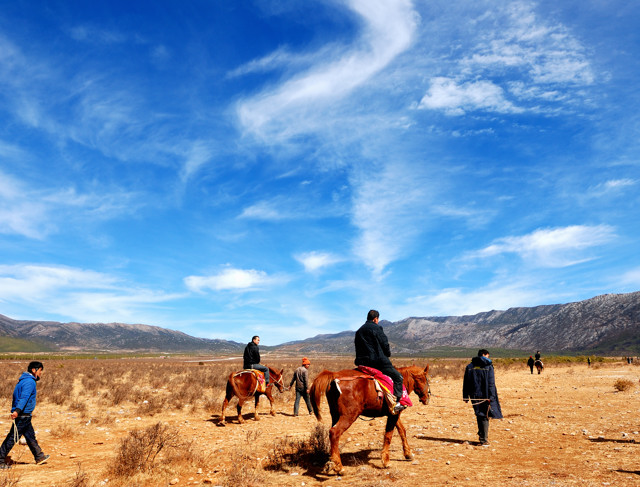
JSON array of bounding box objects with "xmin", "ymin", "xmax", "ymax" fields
[
  {"xmin": 1, "ymin": 291, "xmax": 638, "ymax": 354},
  {"xmin": 276, "ymin": 291, "xmax": 640, "ymax": 354}
]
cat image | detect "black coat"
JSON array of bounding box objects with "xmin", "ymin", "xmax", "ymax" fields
[
  {"xmin": 462, "ymin": 356, "xmax": 503, "ymax": 419},
  {"xmin": 354, "ymin": 320, "xmax": 393, "ymax": 368},
  {"xmin": 243, "ymin": 341, "xmax": 260, "ymax": 369}
]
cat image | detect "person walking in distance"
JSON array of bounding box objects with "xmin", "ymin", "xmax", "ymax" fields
[
  {"xmin": 243, "ymin": 336, "xmax": 269, "ymax": 385},
  {"xmin": 0, "ymin": 361, "xmax": 50, "ymax": 469},
  {"xmin": 463, "ymin": 349, "xmax": 503, "ymax": 446},
  {"xmin": 527, "ymin": 356, "xmax": 535, "ymax": 374},
  {"xmin": 288, "ymin": 357, "xmax": 312, "ymax": 416},
  {"xmin": 354, "ymin": 309, "xmax": 406, "ymax": 414}
]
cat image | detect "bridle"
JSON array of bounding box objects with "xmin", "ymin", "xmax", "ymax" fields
[
  {"xmin": 414, "ymin": 372, "xmax": 431, "ymax": 404},
  {"xmin": 270, "ymin": 370, "xmax": 285, "ymax": 392}
]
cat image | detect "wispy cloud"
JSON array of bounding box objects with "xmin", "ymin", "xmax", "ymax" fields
[
  {"xmin": 468, "ymin": 225, "xmax": 617, "ymax": 267},
  {"xmin": 236, "ymin": 0, "xmax": 418, "ymax": 140},
  {"xmin": 0, "ymin": 264, "xmax": 180, "ymax": 323},
  {"xmin": 184, "ymin": 267, "xmax": 284, "ymax": 292},
  {"xmin": 419, "ymin": 77, "xmax": 522, "ymax": 115},
  {"xmin": 0, "ymin": 171, "xmax": 140, "ymax": 239},
  {"xmin": 589, "ymin": 178, "xmax": 636, "ymax": 197},
  {"xmin": 418, "ymin": 0, "xmax": 595, "ymax": 115},
  {"xmin": 295, "ymin": 251, "xmax": 343, "ymax": 272}
]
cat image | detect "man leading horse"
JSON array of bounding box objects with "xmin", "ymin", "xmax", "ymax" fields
[{"xmin": 354, "ymin": 309, "xmax": 406, "ymax": 414}]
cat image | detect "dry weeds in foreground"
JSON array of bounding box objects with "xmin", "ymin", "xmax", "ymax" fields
[{"xmin": 0, "ymin": 356, "xmax": 636, "ymax": 485}]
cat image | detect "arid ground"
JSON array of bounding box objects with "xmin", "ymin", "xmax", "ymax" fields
[{"xmin": 0, "ymin": 357, "xmax": 638, "ymax": 486}]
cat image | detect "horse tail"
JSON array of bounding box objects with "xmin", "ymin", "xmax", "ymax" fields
[{"xmin": 310, "ymin": 369, "xmax": 335, "ymax": 422}]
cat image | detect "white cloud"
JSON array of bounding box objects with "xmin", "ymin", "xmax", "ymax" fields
[
  {"xmin": 236, "ymin": 0, "xmax": 418, "ymax": 140},
  {"xmin": 470, "ymin": 225, "xmax": 617, "ymax": 267},
  {"xmin": 295, "ymin": 251, "xmax": 342, "ymax": 272},
  {"xmin": 0, "ymin": 170, "xmax": 140, "ymax": 239},
  {"xmin": 238, "ymin": 201, "xmax": 286, "ymax": 221},
  {"xmin": 0, "ymin": 264, "xmax": 181, "ymax": 323},
  {"xmin": 184, "ymin": 268, "xmax": 281, "ymax": 292},
  {"xmin": 351, "ymin": 162, "xmax": 433, "ymax": 275},
  {"xmin": 404, "ymin": 281, "xmax": 552, "ymax": 317},
  {"xmin": 589, "ymin": 178, "xmax": 636, "ymax": 197},
  {"xmin": 620, "ymin": 267, "xmax": 640, "ymax": 287},
  {"xmin": 419, "ymin": 77, "xmax": 521, "ymax": 115}
]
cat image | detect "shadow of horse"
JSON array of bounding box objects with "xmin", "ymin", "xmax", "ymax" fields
[{"xmin": 415, "ymin": 435, "xmax": 475, "ymax": 445}]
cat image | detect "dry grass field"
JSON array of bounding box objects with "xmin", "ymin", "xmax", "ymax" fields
[{"xmin": 0, "ymin": 356, "xmax": 638, "ymax": 486}]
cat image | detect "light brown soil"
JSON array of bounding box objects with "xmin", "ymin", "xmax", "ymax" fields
[{"xmin": 2, "ymin": 361, "xmax": 639, "ymax": 486}]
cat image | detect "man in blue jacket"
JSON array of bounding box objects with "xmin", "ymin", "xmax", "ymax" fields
[
  {"xmin": 463, "ymin": 349, "xmax": 503, "ymax": 446},
  {"xmin": 354, "ymin": 309, "xmax": 406, "ymax": 414},
  {"xmin": 0, "ymin": 361, "xmax": 50, "ymax": 469}
]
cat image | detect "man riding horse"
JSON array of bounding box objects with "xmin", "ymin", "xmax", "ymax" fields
[{"xmin": 354, "ymin": 310, "xmax": 406, "ymax": 414}]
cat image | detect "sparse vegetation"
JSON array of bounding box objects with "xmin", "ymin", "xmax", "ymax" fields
[{"xmin": 613, "ymin": 378, "xmax": 634, "ymax": 392}]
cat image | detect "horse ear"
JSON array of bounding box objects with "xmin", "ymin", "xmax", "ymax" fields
[
  {"xmin": 280, "ymin": 368, "xmax": 284, "ymax": 374},
  {"xmin": 424, "ymin": 364, "xmax": 429, "ymax": 374}
]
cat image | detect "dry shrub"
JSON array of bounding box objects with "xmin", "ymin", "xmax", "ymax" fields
[
  {"xmin": 613, "ymin": 378, "xmax": 634, "ymax": 392},
  {"xmin": 107, "ymin": 383, "xmax": 133, "ymax": 406},
  {"xmin": 264, "ymin": 423, "xmax": 330, "ymax": 471},
  {"xmin": 50, "ymin": 423, "xmax": 75, "ymax": 439},
  {"xmin": 223, "ymin": 448, "xmax": 264, "ymax": 487},
  {"xmin": 66, "ymin": 463, "xmax": 92, "ymax": 487},
  {"xmin": 0, "ymin": 470, "xmax": 20, "ymax": 487},
  {"xmin": 136, "ymin": 396, "xmax": 166, "ymax": 416},
  {"xmin": 108, "ymin": 422, "xmax": 181, "ymax": 477}
]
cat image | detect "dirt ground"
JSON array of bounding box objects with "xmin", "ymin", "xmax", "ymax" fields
[{"xmin": 1, "ymin": 360, "xmax": 639, "ymax": 486}]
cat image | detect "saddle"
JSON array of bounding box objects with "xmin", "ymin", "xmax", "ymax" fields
[
  {"xmin": 333, "ymin": 366, "xmax": 412, "ymax": 415},
  {"xmin": 235, "ymin": 369, "xmax": 267, "ymax": 394}
]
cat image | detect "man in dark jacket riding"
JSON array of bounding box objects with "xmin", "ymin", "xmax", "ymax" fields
[
  {"xmin": 354, "ymin": 310, "xmax": 405, "ymax": 414},
  {"xmin": 463, "ymin": 349, "xmax": 503, "ymax": 445},
  {"xmin": 243, "ymin": 336, "xmax": 269, "ymax": 384}
]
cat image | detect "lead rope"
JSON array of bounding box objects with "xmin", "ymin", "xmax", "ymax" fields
[{"xmin": 12, "ymin": 419, "xmax": 18, "ymax": 445}]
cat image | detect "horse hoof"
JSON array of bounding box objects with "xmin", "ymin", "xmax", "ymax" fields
[
  {"xmin": 323, "ymin": 461, "xmax": 343, "ymax": 476},
  {"xmin": 405, "ymin": 452, "xmax": 414, "ymax": 460}
]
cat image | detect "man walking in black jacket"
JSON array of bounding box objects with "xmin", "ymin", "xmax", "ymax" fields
[
  {"xmin": 354, "ymin": 310, "xmax": 405, "ymax": 414},
  {"xmin": 463, "ymin": 349, "xmax": 503, "ymax": 445}
]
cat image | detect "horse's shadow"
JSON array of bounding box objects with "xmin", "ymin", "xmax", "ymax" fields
[
  {"xmin": 416, "ymin": 435, "xmax": 476, "ymax": 445},
  {"xmin": 615, "ymin": 469, "xmax": 640, "ymax": 476},
  {"xmin": 282, "ymin": 449, "xmax": 379, "ymax": 480},
  {"xmin": 588, "ymin": 438, "xmax": 637, "ymax": 444}
]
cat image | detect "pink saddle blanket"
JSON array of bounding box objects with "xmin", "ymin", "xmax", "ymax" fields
[{"xmin": 357, "ymin": 365, "xmax": 412, "ymax": 407}]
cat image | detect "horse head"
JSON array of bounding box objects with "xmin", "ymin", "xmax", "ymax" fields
[
  {"xmin": 412, "ymin": 365, "xmax": 431, "ymax": 405},
  {"xmin": 269, "ymin": 367, "xmax": 286, "ymax": 393}
]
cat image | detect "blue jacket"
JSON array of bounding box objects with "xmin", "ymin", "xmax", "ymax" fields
[
  {"xmin": 354, "ymin": 320, "xmax": 393, "ymax": 368},
  {"xmin": 462, "ymin": 356, "xmax": 503, "ymax": 419},
  {"xmin": 12, "ymin": 372, "xmax": 38, "ymax": 415}
]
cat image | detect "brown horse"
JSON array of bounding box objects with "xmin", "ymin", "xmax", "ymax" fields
[
  {"xmin": 219, "ymin": 366, "xmax": 284, "ymax": 425},
  {"xmin": 310, "ymin": 365, "xmax": 430, "ymax": 474},
  {"xmin": 535, "ymin": 359, "xmax": 544, "ymax": 374}
]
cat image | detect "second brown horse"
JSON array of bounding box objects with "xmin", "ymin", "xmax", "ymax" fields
[
  {"xmin": 310, "ymin": 365, "xmax": 430, "ymax": 474},
  {"xmin": 219, "ymin": 366, "xmax": 284, "ymax": 425}
]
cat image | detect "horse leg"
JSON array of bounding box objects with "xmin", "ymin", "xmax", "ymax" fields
[
  {"xmin": 219, "ymin": 382, "xmax": 235, "ymax": 425},
  {"xmin": 265, "ymin": 389, "xmax": 276, "ymax": 416},
  {"xmin": 326, "ymin": 412, "xmax": 359, "ymax": 475},
  {"xmin": 253, "ymin": 394, "xmax": 260, "ymax": 421},
  {"xmin": 237, "ymin": 397, "xmax": 246, "ymax": 424},
  {"xmin": 381, "ymin": 414, "xmax": 400, "ymax": 468},
  {"xmin": 395, "ymin": 418, "xmax": 413, "ymax": 460}
]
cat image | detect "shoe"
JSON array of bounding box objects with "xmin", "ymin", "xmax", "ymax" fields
[
  {"xmin": 478, "ymin": 440, "xmax": 490, "ymax": 446},
  {"xmin": 392, "ymin": 403, "xmax": 407, "ymax": 414},
  {"xmin": 0, "ymin": 461, "xmax": 9, "ymax": 470},
  {"xmin": 35, "ymin": 454, "xmax": 50, "ymax": 465}
]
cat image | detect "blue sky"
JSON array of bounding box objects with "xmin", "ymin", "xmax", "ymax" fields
[{"xmin": 1, "ymin": 0, "xmax": 639, "ymax": 345}]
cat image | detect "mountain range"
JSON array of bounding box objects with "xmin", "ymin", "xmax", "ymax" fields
[{"xmin": 1, "ymin": 291, "xmax": 639, "ymax": 354}]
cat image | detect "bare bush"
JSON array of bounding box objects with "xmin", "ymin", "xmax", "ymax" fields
[
  {"xmin": 108, "ymin": 422, "xmax": 181, "ymax": 477},
  {"xmin": 66, "ymin": 463, "xmax": 92, "ymax": 487},
  {"xmin": 613, "ymin": 378, "xmax": 634, "ymax": 392},
  {"xmin": 264, "ymin": 423, "xmax": 329, "ymax": 471},
  {"xmin": 50, "ymin": 423, "xmax": 75, "ymax": 439}
]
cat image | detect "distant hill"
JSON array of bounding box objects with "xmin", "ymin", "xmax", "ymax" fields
[
  {"xmin": 0, "ymin": 314, "xmax": 243, "ymax": 353},
  {"xmin": 2, "ymin": 291, "xmax": 638, "ymax": 355},
  {"xmin": 275, "ymin": 291, "xmax": 640, "ymax": 355}
]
